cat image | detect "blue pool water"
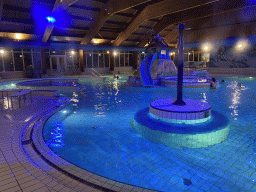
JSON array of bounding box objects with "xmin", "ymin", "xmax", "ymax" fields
[{"xmin": 42, "ymin": 76, "xmax": 256, "ymax": 191}]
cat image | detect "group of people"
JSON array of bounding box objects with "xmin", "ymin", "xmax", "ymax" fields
[
  {"xmin": 210, "ymin": 78, "xmax": 242, "ymax": 89},
  {"xmin": 113, "ymin": 71, "xmax": 120, "ymax": 79},
  {"xmin": 209, "ymin": 77, "xmax": 218, "ymax": 89},
  {"xmin": 113, "ymin": 74, "xmax": 119, "ymax": 79}
]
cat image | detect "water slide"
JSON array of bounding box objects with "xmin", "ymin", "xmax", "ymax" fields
[{"xmin": 140, "ymin": 52, "xmax": 157, "ymax": 87}]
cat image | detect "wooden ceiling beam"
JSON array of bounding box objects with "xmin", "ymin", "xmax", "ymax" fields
[
  {"xmin": 112, "ymin": 0, "xmax": 220, "ymax": 46},
  {"xmin": 137, "ymin": 0, "xmax": 256, "ymax": 47},
  {"xmin": 42, "ymin": 0, "xmax": 80, "ymax": 43},
  {"xmin": 137, "ymin": 24, "xmax": 177, "ymax": 47},
  {"xmin": 80, "ymin": 0, "xmax": 152, "ymax": 45}
]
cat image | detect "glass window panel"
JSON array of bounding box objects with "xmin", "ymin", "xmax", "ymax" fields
[
  {"xmin": 52, "ymin": 57, "xmax": 57, "ymax": 69},
  {"xmin": 194, "ymin": 53, "xmax": 199, "ymax": 61},
  {"xmin": 104, "ymin": 54, "xmax": 109, "ymax": 68},
  {"xmin": 87, "ymin": 52, "xmax": 92, "ymax": 68},
  {"xmin": 199, "ymin": 53, "xmax": 202, "ymax": 61},
  {"xmin": 114, "ymin": 56, "xmax": 119, "ymax": 67},
  {"xmin": 74, "ymin": 55, "xmax": 79, "ymax": 68},
  {"xmin": 4, "ymin": 51, "xmax": 14, "ymax": 71},
  {"xmin": 45, "ymin": 52, "xmax": 50, "ymax": 70},
  {"xmin": 0, "ymin": 55, "xmax": 3, "ymax": 71},
  {"xmin": 93, "ymin": 54, "xmax": 98, "ymax": 68},
  {"xmin": 23, "ymin": 53, "xmax": 32, "ymax": 70},
  {"xmin": 120, "ymin": 54, "xmax": 124, "ymax": 67},
  {"xmin": 84, "ymin": 51, "xmax": 87, "ymax": 68},
  {"xmin": 125, "ymin": 54, "xmax": 129, "ymax": 66},
  {"xmin": 184, "ymin": 53, "xmax": 188, "ymax": 62},
  {"xmin": 99, "ymin": 53, "xmax": 104, "ymax": 68},
  {"xmin": 66, "ymin": 53, "xmax": 73, "ymax": 66},
  {"xmin": 189, "ymin": 53, "xmax": 193, "ymax": 61},
  {"xmin": 14, "ymin": 53, "xmax": 23, "ymax": 71},
  {"xmin": 59, "ymin": 57, "xmax": 65, "ymax": 68},
  {"xmin": 129, "ymin": 54, "xmax": 134, "ymax": 66}
]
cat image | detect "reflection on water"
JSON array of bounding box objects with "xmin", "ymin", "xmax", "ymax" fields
[
  {"xmin": 70, "ymin": 92, "xmax": 79, "ymax": 103},
  {"xmin": 201, "ymin": 92, "xmax": 207, "ymax": 103},
  {"xmin": 230, "ymin": 89, "xmax": 241, "ymax": 120},
  {"xmin": 46, "ymin": 123, "xmax": 64, "ymax": 148},
  {"xmin": 228, "ymin": 82, "xmax": 246, "ymax": 120}
]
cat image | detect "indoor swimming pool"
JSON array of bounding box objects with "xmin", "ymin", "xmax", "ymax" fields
[{"xmin": 4, "ymin": 76, "xmax": 256, "ymax": 191}]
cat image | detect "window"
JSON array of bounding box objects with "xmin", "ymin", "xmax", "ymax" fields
[
  {"xmin": 184, "ymin": 53, "xmax": 188, "ymax": 62},
  {"xmin": 104, "ymin": 53, "xmax": 109, "ymax": 68},
  {"xmin": 188, "ymin": 53, "xmax": 193, "ymax": 61},
  {"xmin": 74, "ymin": 55, "xmax": 79, "ymax": 68},
  {"xmin": 87, "ymin": 52, "xmax": 92, "ymax": 68},
  {"xmin": 129, "ymin": 53, "xmax": 134, "ymax": 66},
  {"xmin": 66, "ymin": 53, "xmax": 73, "ymax": 66},
  {"xmin": 93, "ymin": 53, "xmax": 98, "ymax": 68},
  {"xmin": 23, "ymin": 53, "xmax": 32, "ymax": 70},
  {"xmin": 125, "ymin": 54, "xmax": 129, "ymax": 66},
  {"xmin": 194, "ymin": 53, "xmax": 199, "ymax": 61},
  {"xmin": 120, "ymin": 53, "xmax": 124, "ymax": 67},
  {"xmin": 99, "ymin": 53, "xmax": 104, "ymax": 68},
  {"xmin": 115, "ymin": 52, "xmax": 119, "ymax": 67},
  {"xmin": 4, "ymin": 51, "xmax": 14, "ymax": 71},
  {"xmin": 14, "ymin": 52, "xmax": 24, "ymax": 71},
  {"xmin": 84, "ymin": 51, "xmax": 87, "ymax": 68},
  {"xmin": 45, "ymin": 52, "xmax": 50, "ymax": 70},
  {"xmin": 198, "ymin": 53, "xmax": 202, "ymax": 61},
  {"xmin": 52, "ymin": 57, "xmax": 57, "ymax": 69}
]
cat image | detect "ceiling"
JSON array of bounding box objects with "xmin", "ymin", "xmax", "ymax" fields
[{"xmin": 0, "ymin": 0, "xmax": 256, "ymax": 48}]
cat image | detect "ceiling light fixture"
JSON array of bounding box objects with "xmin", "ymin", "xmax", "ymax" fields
[{"xmin": 15, "ymin": 33, "xmax": 22, "ymax": 40}]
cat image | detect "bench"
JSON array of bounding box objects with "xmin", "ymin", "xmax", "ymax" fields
[{"xmin": 10, "ymin": 90, "xmax": 33, "ymax": 108}]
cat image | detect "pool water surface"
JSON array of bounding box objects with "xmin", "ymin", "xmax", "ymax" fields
[{"xmin": 42, "ymin": 76, "xmax": 256, "ymax": 191}]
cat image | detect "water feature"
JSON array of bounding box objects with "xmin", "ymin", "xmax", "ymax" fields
[{"xmin": 41, "ymin": 76, "xmax": 256, "ymax": 191}]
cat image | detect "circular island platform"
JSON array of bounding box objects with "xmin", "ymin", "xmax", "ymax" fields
[
  {"xmin": 131, "ymin": 99, "xmax": 230, "ymax": 149},
  {"xmin": 161, "ymin": 76, "xmax": 218, "ymax": 88}
]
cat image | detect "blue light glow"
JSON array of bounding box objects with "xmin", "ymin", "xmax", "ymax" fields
[{"xmin": 46, "ymin": 17, "xmax": 56, "ymax": 23}]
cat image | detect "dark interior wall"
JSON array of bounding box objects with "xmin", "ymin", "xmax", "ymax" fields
[{"xmin": 208, "ymin": 45, "xmax": 256, "ymax": 68}]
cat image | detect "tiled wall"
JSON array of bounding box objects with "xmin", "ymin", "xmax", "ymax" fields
[
  {"xmin": 150, "ymin": 106, "xmax": 211, "ymax": 124},
  {"xmin": 131, "ymin": 118, "xmax": 230, "ymax": 149}
]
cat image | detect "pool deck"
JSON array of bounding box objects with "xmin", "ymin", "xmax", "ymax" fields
[{"xmin": 0, "ymin": 95, "xmax": 156, "ymax": 192}]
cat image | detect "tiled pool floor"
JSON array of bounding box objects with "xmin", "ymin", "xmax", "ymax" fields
[
  {"xmin": 0, "ymin": 96, "xmax": 156, "ymax": 192},
  {"xmin": 0, "ymin": 96, "xmax": 98, "ymax": 192}
]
